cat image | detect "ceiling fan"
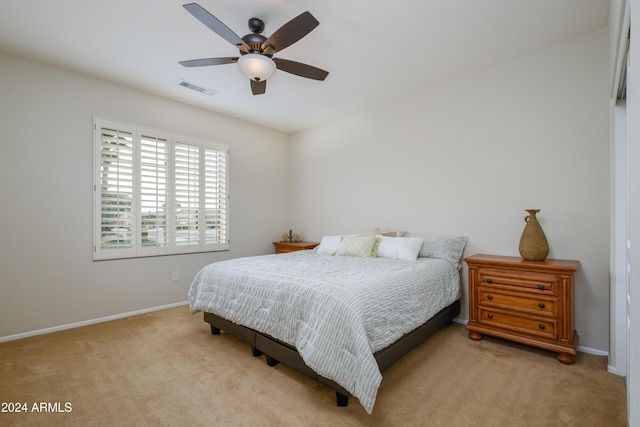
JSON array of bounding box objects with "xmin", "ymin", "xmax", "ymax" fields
[{"xmin": 179, "ymin": 3, "xmax": 329, "ymax": 95}]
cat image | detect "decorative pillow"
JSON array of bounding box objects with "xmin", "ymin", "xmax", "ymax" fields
[
  {"xmin": 316, "ymin": 234, "xmax": 360, "ymax": 255},
  {"xmin": 397, "ymin": 231, "xmax": 468, "ymax": 267},
  {"xmin": 367, "ymin": 227, "xmax": 397, "ymax": 237},
  {"xmin": 335, "ymin": 235, "xmax": 380, "ymax": 258},
  {"xmin": 376, "ymin": 235, "xmax": 424, "ymax": 261}
]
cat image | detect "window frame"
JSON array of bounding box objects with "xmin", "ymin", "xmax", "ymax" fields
[{"xmin": 93, "ymin": 117, "xmax": 229, "ymax": 260}]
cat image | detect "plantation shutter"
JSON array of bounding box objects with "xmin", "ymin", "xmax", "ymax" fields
[
  {"xmin": 139, "ymin": 131, "xmax": 169, "ymax": 253},
  {"xmin": 174, "ymin": 141, "xmax": 201, "ymax": 248},
  {"xmin": 93, "ymin": 117, "xmax": 229, "ymax": 260},
  {"xmin": 204, "ymin": 144, "xmax": 228, "ymax": 248},
  {"xmin": 96, "ymin": 121, "xmax": 135, "ymax": 258}
]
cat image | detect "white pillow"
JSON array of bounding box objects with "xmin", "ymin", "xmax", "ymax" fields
[
  {"xmin": 335, "ymin": 235, "xmax": 380, "ymax": 258},
  {"xmin": 376, "ymin": 235, "xmax": 424, "ymax": 261},
  {"xmin": 316, "ymin": 234, "xmax": 360, "ymax": 255}
]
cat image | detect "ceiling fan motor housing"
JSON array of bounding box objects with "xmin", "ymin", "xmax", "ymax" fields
[
  {"xmin": 241, "ymin": 18, "xmax": 270, "ymax": 55},
  {"xmin": 241, "ymin": 32, "xmax": 269, "ymax": 55}
]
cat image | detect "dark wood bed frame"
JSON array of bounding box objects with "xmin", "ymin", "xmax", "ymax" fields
[{"xmin": 202, "ymin": 299, "xmax": 460, "ymax": 408}]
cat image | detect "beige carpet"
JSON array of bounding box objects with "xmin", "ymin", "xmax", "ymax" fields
[{"xmin": 0, "ymin": 306, "xmax": 626, "ymax": 426}]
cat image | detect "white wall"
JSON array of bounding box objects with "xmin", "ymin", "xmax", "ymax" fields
[
  {"xmin": 0, "ymin": 51, "xmax": 291, "ymax": 338},
  {"xmin": 290, "ymin": 29, "xmax": 610, "ymax": 352}
]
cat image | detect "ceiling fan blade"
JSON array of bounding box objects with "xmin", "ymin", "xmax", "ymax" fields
[
  {"xmin": 273, "ymin": 58, "xmax": 329, "ymax": 81},
  {"xmin": 183, "ymin": 3, "xmax": 250, "ymax": 52},
  {"xmin": 261, "ymin": 11, "xmax": 319, "ymax": 53},
  {"xmin": 179, "ymin": 57, "xmax": 239, "ymax": 67},
  {"xmin": 250, "ymin": 79, "xmax": 267, "ymax": 95}
]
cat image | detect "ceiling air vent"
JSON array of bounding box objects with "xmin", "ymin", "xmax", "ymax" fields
[{"xmin": 177, "ymin": 79, "xmax": 218, "ymax": 96}]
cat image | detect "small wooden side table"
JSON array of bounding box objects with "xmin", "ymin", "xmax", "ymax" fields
[
  {"xmin": 464, "ymin": 254, "xmax": 579, "ymax": 364},
  {"xmin": 273, "ymin": 241, "xmax": 319, "ymax": 254}
]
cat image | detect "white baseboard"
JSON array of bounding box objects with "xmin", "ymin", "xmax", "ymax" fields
[
  {"xmin": 607, "ymin": 365, "xmax": 626, "ymax": 376},
  {"xmin": 0, "ymin": 301, "xmax": 189, "ymax": 343},
  {"xmin": 452, "ymin": 318, "xmax": 609, "ymax": 358},
  {"xmin": 578, "ymin": 345, "xmax": 608, "ymax": 357}
]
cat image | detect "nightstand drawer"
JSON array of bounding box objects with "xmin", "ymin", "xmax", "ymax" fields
[
  {"xmin": 478, "ymin": 308, "xmax": 557, "ymax": 340},
  {"xmin": 275, "ymin": 246, "xmax": 301, "ymax": 253},
  {"xmin": 478, "ymin": 287, "xmax": 557, "ymax": 317},
  {"xmin": 478, "ymin": 267, "xmax": 557, "ymax": 295}
]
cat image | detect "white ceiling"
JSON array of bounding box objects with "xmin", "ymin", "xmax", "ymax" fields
[{"xmin": 0, "ymin": 0, "xmax": 609, "ymax": 133}]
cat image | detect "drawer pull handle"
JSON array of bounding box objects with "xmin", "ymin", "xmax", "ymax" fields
[
  {"xmin": 539, "ymin": 323, "xmax": 546, "ymax": 330},
  {"xmin": 487, "ymin": 294, "xmax": 493, "ymax": 300},
  {"xmin": 487, "ymin": 278, "xmax": 493, "ymax": 284},
  {"xmin": 487, "ymin": 313, "xmax": 493, "ymax": 319},
  {"xmin": 538, "ymin": 284, "xmax": 545, "ymax": 290},
  {"xmin": 538, "ymin": 302, "xmax": 545, "ymax": 308}
]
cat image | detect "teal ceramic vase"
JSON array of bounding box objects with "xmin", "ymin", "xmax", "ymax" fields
[{"xmin": 519, "ymin": 209, "xmax": 549, "ymax": 261}]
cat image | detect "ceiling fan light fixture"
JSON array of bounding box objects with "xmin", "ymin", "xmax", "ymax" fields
[{"xmin": 239, "ymin": 53, "xmax": 276, "ymax": 81}]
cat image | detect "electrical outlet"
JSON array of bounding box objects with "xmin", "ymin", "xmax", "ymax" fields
[{"xmin": 172, "ymin": 271, "xmax": 180, "ymax": 281}]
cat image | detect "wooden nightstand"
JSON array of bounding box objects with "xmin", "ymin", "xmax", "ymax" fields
[
  {"xmin": 273, "ymin": 241, "xmax": 319, "ymax": 254},
  {"xmin": 464, "ymin": 254, "xmax": 579, "ymax": 364}
]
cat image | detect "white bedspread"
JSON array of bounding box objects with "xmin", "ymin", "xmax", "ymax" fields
[{"xmin": 188, "ymin": 251, "xmax": 461, "ymax": 413}]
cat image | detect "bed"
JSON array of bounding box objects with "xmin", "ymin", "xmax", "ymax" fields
[{"xmin": 188, "ymin": 232, "xmax": 467, "ymax": 414}]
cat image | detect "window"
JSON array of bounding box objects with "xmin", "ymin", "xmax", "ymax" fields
[{"xmin": 93, "ymin": 117, "xmax": 229, "ymax": 260}]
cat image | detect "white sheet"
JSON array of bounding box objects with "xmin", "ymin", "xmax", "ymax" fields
[{"xmin": 188, "ymin": 250, "xmax": 461, "ymax": 413}]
